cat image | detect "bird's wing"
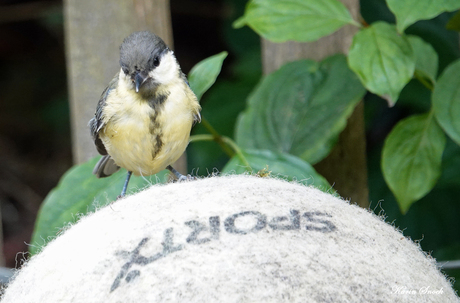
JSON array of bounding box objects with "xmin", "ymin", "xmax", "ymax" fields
[
  {"xmin": 93, "ymin": 155, "xmax": 120, "ymax": 178},
  {"xmin": 89, "ymin": 73, "xmax": 119, "ymax": 155}
]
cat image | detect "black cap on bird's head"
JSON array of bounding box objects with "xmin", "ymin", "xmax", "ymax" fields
[{"xmin": 119, "ymin": 31, "xmax": 169, "ymax": 92}]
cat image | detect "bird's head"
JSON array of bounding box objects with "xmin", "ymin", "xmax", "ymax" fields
[{"xmin": 119, "ymin": 31, "xmax": 179, "ymax": 94}]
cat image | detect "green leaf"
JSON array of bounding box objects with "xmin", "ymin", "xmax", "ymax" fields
[
  {"xmin": 233, "ymin": 16, "xmax": 247, "ymax": 29},
  {"xmin": 233, "ymin": 0, "xmax": 359, "ymax": 43},
  {"xmin": 387, "ymin": 0, "xmax": 460, "ymax": 33},
  {"xmin": 433, "ymin": 59, "xmax": 460, "ymax": 146},
  {"xmin": 407, "ymin": 12, "xmax": 460, "ymax": 73},
  {"xmin": 236, "ymin": 54, "xmax": 365, "ymax": 165},
  {"xmin": 30, "ymin": 156, "xmax": 168, "ymax": 255},
  {"xmin": 222, "ymin": 149, "xmax": 331, "ymax": 191},
  {"xmin": 348, "ymin": 22, "xmax": 415, "ymax": 106},
  {"xmin": 382, "ymin": 113, "xmax": 446, "ymax": 214},
  {"xmin": 188, "ymin": 51, "xmax": 228, "ymax": 101},
  {"xmin": 436, "ymin": 138, "xmax": 460, "ymax": 189},
  {"xmin": 407, "ymin": 35, "xmax": 438, "ymax": 85}
]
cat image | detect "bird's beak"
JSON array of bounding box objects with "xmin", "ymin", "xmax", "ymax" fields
[{"xmin": 133, "ymin": 71, "xmax": 149, "ymax": 93}]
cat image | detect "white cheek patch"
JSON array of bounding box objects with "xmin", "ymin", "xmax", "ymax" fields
[
  {"xmin": 149, "ymin": 51, "xmax": 179, "ymax": 85},
  {"xmin": 118, "ymin": 69, "xmax": 133, "ymax": 90}
]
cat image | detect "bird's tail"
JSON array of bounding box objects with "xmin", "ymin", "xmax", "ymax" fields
[{"xmin": 93, "ymin": 155, "xmax": 120, "ymax": 178}]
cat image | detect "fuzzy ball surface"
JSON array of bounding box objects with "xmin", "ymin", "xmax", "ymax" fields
[{"xmin": 2, "ymin": 175, "xmax": 458, "ymax": 302}]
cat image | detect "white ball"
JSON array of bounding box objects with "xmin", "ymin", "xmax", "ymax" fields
[{"xmin": 2, "ymin": 175, "xmax": 457, "ymax": 302}]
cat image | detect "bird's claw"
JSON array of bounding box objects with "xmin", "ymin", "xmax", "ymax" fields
[{"xmin": 176, "ymin": 174, "xmax": 196, "ymax": 182}]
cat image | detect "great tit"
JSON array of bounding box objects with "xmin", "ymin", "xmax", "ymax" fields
[{"xmin": 89, "ymin": 31, "xmax": 201, "ymax": 197}]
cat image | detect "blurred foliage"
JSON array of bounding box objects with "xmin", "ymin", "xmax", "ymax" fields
[
  {"xmin": 348, "ymin": 21, "xmax": 415, "ymax": 105},
  {"xmin": 222, "ymin": 149, "xmax": 331, "ymax": 190},
  {"xmin": 29, "ymin": 156, "xmax": 169, "ymax": 255},
  {"xmin": 188, "ymin": 51, "xmax": 228, "ymax": 101},
  {"xmin": 235, "ymin": 55, "xmax": 365, "ymax": 164},
  {"xmin": 233, "ymin": 0, "xmax": 358, "ymax": 42},
  {"xmin": 361, "ymin": 0, "xmax": 460, "ymax": 291}
]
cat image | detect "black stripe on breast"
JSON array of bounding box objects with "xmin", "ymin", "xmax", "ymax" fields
[
  {"xmin": 148, "ymin": 91, "xmax": 169, "ymax": 110},
  {"xmin": 147, "ymin": 91, "xmax": 169, "ymax": 160},
  {"xmin": 149, "ymin": 110, "xmax": 163, "ymax": 160}
]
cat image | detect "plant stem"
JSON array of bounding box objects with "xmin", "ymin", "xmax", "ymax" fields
[
  {"xmin": 190, "ymin": 134, "xmax": 250, "ymax": 168},
  {"xmin": 414, "ymin": 71, "xmax": 434, "ymax": 91},
  {"xmin": 200, "ymin": 118, "xmax": 235, "ymax": 157},
  {"xmin": 221, "ymin": 136, "xmax": 251, "ymax": 168}
]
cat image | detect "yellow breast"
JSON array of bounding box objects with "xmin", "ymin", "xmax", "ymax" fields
[{"xmin": 99, "ymin": 81, "xmax": 199, "ymax": 176}]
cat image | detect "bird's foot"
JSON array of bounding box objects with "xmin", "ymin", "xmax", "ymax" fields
[
  {"xmin": 115, "ymin": 171, "xmax": 132, "ymax": 200},
  {"xmin": 177, "ymin": 174, "xmax": 197, "ymax": 182},
  {"xmin": 167, "ymin": 165, "xmax": 197, "ymax": 182}
]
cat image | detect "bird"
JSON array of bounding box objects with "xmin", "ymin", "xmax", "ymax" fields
[{"xmin": 89, "ymin": 31, "xmax": 201, "ymax": 197}]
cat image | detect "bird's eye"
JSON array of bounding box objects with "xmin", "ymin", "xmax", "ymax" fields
[{"xmin": 153, "ymin": 57, "xmax": 160, "ymax": 67}]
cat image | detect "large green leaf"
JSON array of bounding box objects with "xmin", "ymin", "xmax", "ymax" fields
[
  {"xmin": 30, "ymin": 157, "xmax": 168, "ymax": 255},
  {"xmin": 433, "ymin": 59, "xmax": 460, "ymax": 146},
  {"xmin": 348, "ymin": 22, "xmax": 415, "ymax": 106},
  {"xmin": 407, "ymin": 35, "xmax": 438, "ymax": 84},
  {"xmin": 387, "ymin": 0, "xmax": 460, "ymax": 33},
  {"xmin": 233, "ymin": 0, "xmax": 358, "ymax": 43},
  {"xmin": 188, "ymin": 51, "xmax": 228, "ymax": 101},
  {"xmin": 222, "ymin": 149, "xmax": 331, "ymax": 191},
  {"xmin": 236, "ymin": 54, "xmax": 365, "ymax": 165},
  {"xmin": 363, "ymin": 0, "xmax": 460, "ymax": 73},
  {"xmin": 382, "ymin": 113, "xmax": 446, "ymax": 214}
]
